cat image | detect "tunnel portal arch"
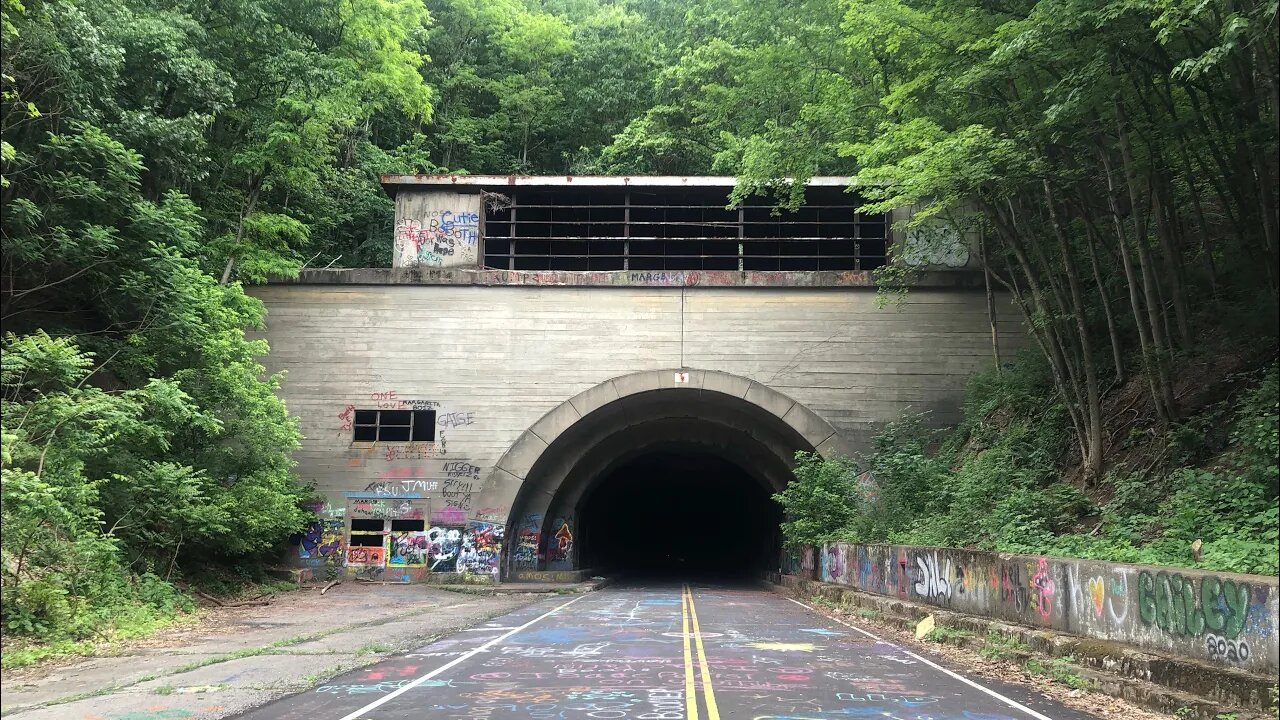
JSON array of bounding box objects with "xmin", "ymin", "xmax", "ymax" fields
[{"xmin": 470, "ymin": 369, "xmax": 849, "ymax": 579}]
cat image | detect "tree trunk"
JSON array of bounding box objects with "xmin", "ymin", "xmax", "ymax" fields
[
  {"xmin": 1079, "ymin": 206, "xmax": 1125, "ymax": 383},
  {"xmin": 1100, "ymin": 149, "xmax": 1171, "ymax": 424},
  {"xmin": 1116, "ymin": 99, "xmax": 1178, "ymax": 420},
  {"xmin": 1044, "ymin": 181, "xmax": 1104, "ymax": 484},
  {"xmin": 978, "ymin": 225, "xmax": 1003, "ymax": 373}
]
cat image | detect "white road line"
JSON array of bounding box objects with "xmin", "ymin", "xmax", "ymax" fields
[
  {"xmin": 783, "ymin": 596, "xmax": 1054, "ymax": 720},
  {"xmin": 336, "ymin": 594, "xmax": 588, "ymax": 720}
]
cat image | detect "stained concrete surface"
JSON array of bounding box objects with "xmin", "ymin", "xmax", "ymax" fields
[
  {"xmin": 0, "ymin": 584, "xmax": 538, "ymax": 720},
  {"xmin": 232, "ymin": 582, "xmax": 1102, "ymax": 720}
]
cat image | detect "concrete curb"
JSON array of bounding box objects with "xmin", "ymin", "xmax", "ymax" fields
[{"xmin": 770, "ymin": 577, "xmax": 1278, "ymax": 720}]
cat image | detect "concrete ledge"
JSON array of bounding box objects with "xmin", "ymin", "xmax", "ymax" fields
[
  {"xmin": 776, "ymin": 575, "xmax": 1277, "ymax": 719},
  {"xmin": 509, "ymin": 569, "xmax": 598, "ymax": 583},
  {"xmin": 277, "ymin": 267, "xmax": 990, "ymax": 289}
]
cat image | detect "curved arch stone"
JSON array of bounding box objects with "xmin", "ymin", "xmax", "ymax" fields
[{"xmin": 473, "ymin": 368, "xmax": 844, "ymax": 533}]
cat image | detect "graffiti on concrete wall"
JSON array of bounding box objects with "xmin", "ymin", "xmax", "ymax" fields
[
  {"xmin": 461, "ymin": 521, "xmax": 503, "ymax": 578},
  {"xmin": 427, "ymin": 526, "xmax": 463, "ymax": 572},
  {"xmin": 395, "ymin": 205, "xmax": 480, "ymax": 269},
  {"xmin": 797, "ymin": 542, "xmax": 1279, "ymax": 673},
  {"xmin": 388, "ymin": 531, "xmax": 429, "ymax": 567},
  {"xmin": 1136, "ymin": 568, "xmax": 1254, "ymax": 640},
  {"xmin": 431, "ymin": 506, "xmax": 467, "ymax": 525},
  {"xmin": 514, "ymin": 514, "xmax": 542, "ymax": 569},
  {"xmin": 548, "ymin": 517, "xmax": 574, "ymax": 569},
  {"xmin": 299, "ymin": 519, "xmax": 345, "ymax": 564},
  {"xmin": 821, "ymin": 544, "xmax": 849, "ymax": 585},
  {"xmin": 347, "ymin": 545, "xmax": 385, "ymax": 566},
  {"xmin": 474, "ymin": 506, "xmax": 507, "ymax": 524},
  {"xmin": 351, "ymin": 498, "xmax": 423, "ymax": 520}
]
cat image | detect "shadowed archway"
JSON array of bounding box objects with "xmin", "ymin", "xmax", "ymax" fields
[{"xmin": 471, "ymin": 369, "xmax": 848, "ymax": 579}]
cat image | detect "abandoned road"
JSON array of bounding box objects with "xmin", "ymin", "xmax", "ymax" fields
[{"xmin": 235, "ymin": 583, "xmax": 1099, "ymax": 720}]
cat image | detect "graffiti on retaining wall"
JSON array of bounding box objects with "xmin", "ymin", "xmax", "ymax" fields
[
  {"xmin": 337, "ymin": 404, "xmax": 356, "ymax": 435},
  {"xmin": 430, "ymin": 506, "xmax": 467, "ymax": 525},
  {"xmin": 438, "ymin": 412, "xmax": 476, "ymax": 428},
  {"xmin": 913, "ymin": 552, "xmax": 954, "ymax": 600},
  {"xmin": 1205, "ymin": 634, "xmax": 1251, "ymax": 663},
  {"xmin": 800, "ymin": 542, "xmax": 1279, "ymax": 673},
  {"xmin": 1138, "ymin": 571, "xmax": 1253, "ymax": 640},
  {"xmin": 384, "ymin": 444, "xmax": 445, "ymax": 462},
  {"xmin": 1030, "ymin": 557, "xmax": 1056, "ymax": 622},
  {"xmin": 367, "ymin": 391, "xmax": 441, "ymax": 411},
  {"xmin": 441, "ymin": 461, "xmax": 481, "ymax": 479},
  {"xmin": 821, "ymin": 545, "xmax": 847, "ymax": 584},
  {"xmin": 441, "ymin": 479, "xmax": 475, "ymax": 511}
]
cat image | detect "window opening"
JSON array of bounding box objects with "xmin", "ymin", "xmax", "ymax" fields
[
  {"xmin": 483, "ymin": 186, "xmax": 887, "ymax": 272},
  {"xmin": 352, "ymin": 409, "xmax": 436, "ymax": 442},
  {"xmin": 349, "ymin": 518, "xmax": 385, "ymax": 547}
]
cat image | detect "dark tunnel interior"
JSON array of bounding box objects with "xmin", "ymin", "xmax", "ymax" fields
[{"xmin": 577, "ymin": 451, "xmax": 783, "ymax": 581}]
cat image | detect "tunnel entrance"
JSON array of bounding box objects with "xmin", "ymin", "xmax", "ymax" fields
[
  {"xmin": 578, "ymin": 451, "xmax": 783, "ymax": 580},
  {"xmin": 486, "ymin": 370, "xmax": 846, "ymax": 583}
]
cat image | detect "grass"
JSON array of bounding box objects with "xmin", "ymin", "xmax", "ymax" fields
[
  {"xmin": 302, "ymin": 665, "xmax": 350, "ymax": 686},
  {"xmin": 154, "ymin": 686, "xmax": 176, "ymax": 696},
  {"xmin": 855, "ymin": 607, "xmax": 881, "ymax": 620},
  {"xmin": 923, "ymin": 625, "xmax": 972, "ymax": 643},
  {"xmin": 0, "ymin": 577, "xmax": 302, "ymax": 672},
  {"xmin": 0, "ymin": 606, "xmax": 202, "ymax": 670},
  {"xmin": 978, "ymin": 632, "xmax": 1031, "ymax": 660},
  {"xmin": 357, "ymin": 642, "xmax": 393, "ymax": 656},
  {"xmin": 1025, "ymin": 657, "xmax": 1091, "ymax": 690}
]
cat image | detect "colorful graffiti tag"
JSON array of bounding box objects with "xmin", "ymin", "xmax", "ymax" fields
[
  {"xmin": 388, "ymin": 531, "xmax": 429, "ymax": 567},
  {"xmin": 299, "ymin": 519, "xmax": 344, "ymax": 563},
  {"xmin": 462, "ymin": 521, "xmax": 504, "ymax": 577}
]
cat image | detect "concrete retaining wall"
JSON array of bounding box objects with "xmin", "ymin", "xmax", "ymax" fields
[{"xmin": 790, "ymin": 543, "xmax": 1279, "ymax": 675}]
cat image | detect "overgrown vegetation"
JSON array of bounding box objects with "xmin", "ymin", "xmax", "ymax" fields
[{"xmin": 776, "ymin": 351, "xmax": 1279, "ymax": 575}]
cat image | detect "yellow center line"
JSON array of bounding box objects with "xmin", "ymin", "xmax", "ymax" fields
[
  {"xmin": 681, "ymin": 584, "xmax": 699, "ymax": 720},
  {"xmin": 686, "ymin": 584, "xmax": 721, "ymax": 720}
]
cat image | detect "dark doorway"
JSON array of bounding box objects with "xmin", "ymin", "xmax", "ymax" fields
[{"xmin": 577, "ymin": 451, "xmax": 782, "ymax": 580}]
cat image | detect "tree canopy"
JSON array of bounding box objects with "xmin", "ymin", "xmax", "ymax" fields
[{"xmin": 2, "ymin": 0, "xmax": 1276, "ymax": 648}]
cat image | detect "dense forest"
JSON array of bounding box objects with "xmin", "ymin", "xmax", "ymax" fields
[{"xmin": 2, "ymin": 0, "xmax": 1277, "ymax": 661}]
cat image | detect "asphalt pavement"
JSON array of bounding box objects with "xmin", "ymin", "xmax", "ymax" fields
[{"xmin": 234, "ymin": 581, "xmax": 1101, "ymax": 720}]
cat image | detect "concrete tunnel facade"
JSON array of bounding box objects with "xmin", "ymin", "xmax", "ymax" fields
[{"xmin": 250, "ymin": 175, "xmax": 1025, "ymax": 583}]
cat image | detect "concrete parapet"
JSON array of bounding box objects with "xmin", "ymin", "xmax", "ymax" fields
[{"xmin": 280, "ymin": 267, "xmax": 991, "ymax": 288}]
